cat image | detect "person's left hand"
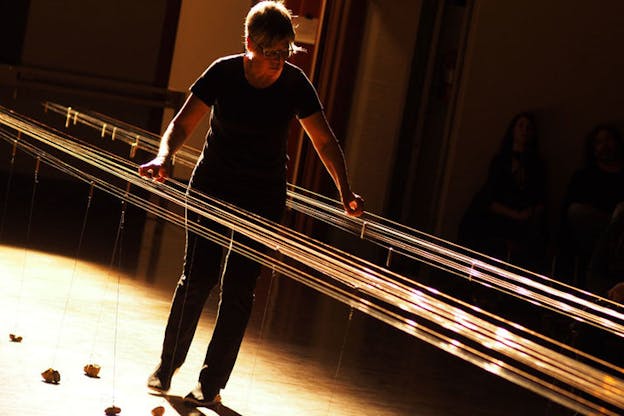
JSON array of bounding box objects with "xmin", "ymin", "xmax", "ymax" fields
[{"xmin": 343, "ymin": 192, "xmax": 364, "ymax": 217}]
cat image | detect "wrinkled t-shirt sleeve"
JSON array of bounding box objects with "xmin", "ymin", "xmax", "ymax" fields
[
  {"xmin": 294, "ymin": 68, "xmax": 323, "ymax": 119},
  {"xmin": 190, "ymin": 60, "xmax": 222, "ymax": 106}
]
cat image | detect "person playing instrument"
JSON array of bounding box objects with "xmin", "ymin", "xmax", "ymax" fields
[{"xmin": 138, "ymin": 0, "xmax": 363, "ymax": 408}]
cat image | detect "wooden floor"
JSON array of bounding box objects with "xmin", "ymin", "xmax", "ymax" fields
[{"xmin": 0, "ymin": 243, "xmax": 569, "ymax": 416}]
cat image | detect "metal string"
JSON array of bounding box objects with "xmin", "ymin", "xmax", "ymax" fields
[
  {"xmin": 10, "ymin": 151, "xmax": 41, "ymax": 334},
  {"xmin": 105, "ymin": 189, "xmax": 128, "ymax": 408},
  {"xmin": 0, "ymin": 137, "xmax": 18, "ymax": 241},
  {"xmin": 51, "ymin": 181, "xmax": 95, "ymax": 366},
  {"xmin": 41, "ymin": 102, "xmax": 624, "ymax": 337}
]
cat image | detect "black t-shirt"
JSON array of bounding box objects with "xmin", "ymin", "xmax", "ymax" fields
[
  {"xmin": 564, "ymin": 167, "xmax": 624, "ymax": 213},
  {"xmin": 190, "ymin": 54, "xmax": 322, "ymax": 202},
  {"xmin": 486, "ymin": 154, "xmax": 546, "ymax": 210}
]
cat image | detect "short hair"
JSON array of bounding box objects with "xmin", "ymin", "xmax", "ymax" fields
[{"xmin": 245, "ymin": 1, "xmax": 303, "ymax": 53}]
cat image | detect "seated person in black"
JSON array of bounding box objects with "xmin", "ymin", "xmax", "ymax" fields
[
  {"xmin": 586, "ymin": 202, "xmax": 624, "ymax": 300},
  {"xmin": 557, "ymin": 124, "xmax": 624, "ymax": 287},
  {"xmin": 572, "ymin": 203, "xmax": 624, "ymax": 366},
  {"xmin": 459, "ymin": 112, "xmax": 548, "ymax": 271},
  {"xmin": 138, "ymin": 1, "xmax": 363, "ymax": 407}
]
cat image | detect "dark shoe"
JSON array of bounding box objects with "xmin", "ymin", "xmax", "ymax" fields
[
  {"xmin": 147, "ymin": 369, "xmax": 172, "ymax": 392},
  {"xmin": 183, "ymin": 385, "xmax": 221, "ymax": 408}
]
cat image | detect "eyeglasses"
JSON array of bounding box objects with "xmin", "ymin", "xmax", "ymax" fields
[
  {"xmin": 252, "ymin": 38, "xmax": 293, "ymax": 60},
  {"xmin": 258, "ymin": 45, "xmax": 293, "ymax": 60}
]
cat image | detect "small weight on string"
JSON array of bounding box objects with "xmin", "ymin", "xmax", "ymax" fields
[
  {"xmin": 104, "ymin": 405, "xmax": 121, "ymax": 415},
  {"xmin": 130, "ymin": 135, "xmax": 139, "ymax": 158},
  {"xmin": 386, "ymin": 247, "xmax": 393, "ymax": 267},
  {"xmin": 65, "ymin": 107, "xmax": 72, "ymax": 128},
  {"xmin": 151, "ymin": 406, "xmax": 165, "ymax": 416},
  {"xmin": 41, "ymin": 368, "xmax": 61, "ymax": 384},
  {"xmin": 84, "ymin": 363, "xmax": 101, "ymax": 378},
  {"xmin": 9, "ymin": 333, "xmax": 22, "ymax": 342}
]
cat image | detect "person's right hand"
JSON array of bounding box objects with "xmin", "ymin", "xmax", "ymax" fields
[
  {"xmin": 138, "ymin": 156, "xmax": 172, "ymax": 183},
  {"xmin": 608, "ymin": 282, "xmax": 624, "ymax": 303}
]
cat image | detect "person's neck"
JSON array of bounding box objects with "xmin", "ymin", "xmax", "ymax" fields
[{"xmin": 243, "ymin": 54, "xmax": 279, "ymax": 89}]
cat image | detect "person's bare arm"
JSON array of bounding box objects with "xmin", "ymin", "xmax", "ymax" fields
[
  {"xmin": 490, "ymin": 201, "xmax": 530, "ymax": 221},
  {"xmin": 138, "ymin": 94, "xmax": 210, "ymax": 182},
  {"xmin": 299, "ymin": 111, "xmax": 363, "ymax": 217},
  {"xmin": 490, "ymin": 201, "xmax": 546, "ymax": 221}
]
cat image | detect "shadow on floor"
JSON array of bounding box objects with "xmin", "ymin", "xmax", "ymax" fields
[{"xmin": 154, "ymin": 393, "xmax": 243, "ymax": 416}]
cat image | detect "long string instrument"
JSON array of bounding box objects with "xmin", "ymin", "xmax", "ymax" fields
[{"xmin": 1, "ymin": 105, "xmax": 622, "ymax": 415}]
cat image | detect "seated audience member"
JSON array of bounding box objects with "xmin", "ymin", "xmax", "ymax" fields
[
  {"xmin": 459, "ymin": 112, "xmax": 548, "ymax": 272},
  {"xmin": 571, "ymin": 204, "xmax": 623, "ymax": 366},
  {"xmin": 586, "ymin": 202, "xmax": 624, "ymax": 301},
  {"xmin": 557, "ymin": 124, "xmax": 624, "ymax": 287}
]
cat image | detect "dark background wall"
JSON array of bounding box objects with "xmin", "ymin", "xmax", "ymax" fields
[
  {"xmin": 439, "ymin": 0, "xmax": 624, "ymax": 240},
  {"xmin": 21, "ymin": 0, "xmax": 172, "ymax": 85},
  {"xmin": 0, "ymin": 0, "xmax": 182, "ymax": 272}
]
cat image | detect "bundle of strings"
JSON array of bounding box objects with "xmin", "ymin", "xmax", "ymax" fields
[
  {"xmin": 1, "ymin": 105, "xmax": 623, "ymax": 415},
  {"xmin": 43, "ymin": 102, "xmax": 624, "ymax": 335}
]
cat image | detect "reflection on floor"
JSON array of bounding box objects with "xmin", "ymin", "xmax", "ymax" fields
[{"xmin": 0, "ymin": 244, "xmax": 565, "ymax": 416}]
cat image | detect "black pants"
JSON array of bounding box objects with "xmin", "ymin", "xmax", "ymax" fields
[{"xmin": 157, "ymin": 182, "xmax": 284, "ymax": 395}]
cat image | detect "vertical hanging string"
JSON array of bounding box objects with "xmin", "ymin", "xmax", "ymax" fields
[
  {"xmin": 108, "ymin": 182, "xmax": 130, "ymax": 410},
  {"xmin": 25, "ymin": 157, "xmax": 41, "ymax": 246},
  {"xmin": 50, "ymin": 182, "xmax": 95, "ymax": 366},
  {"xmin": 258, "ymin": 247, "xmax": 281, "ymax": 338},
  {"xmin": 246, "ymin": 246, "xmax": 282, "ymax": 402},
  {"xmin": 0, "ymin": 137, "xmax": 19, "ymax": 241},
  {"xmin": 12, "ymin": 156, "xmax": 41, "ymax": 334},
  {"xmin": 325, "ymin": 307, "xmax": 355, "ymax": 416},
  {"xmin": 160, "ymin": 191, "xmax": 201, "ymax": 394}
]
